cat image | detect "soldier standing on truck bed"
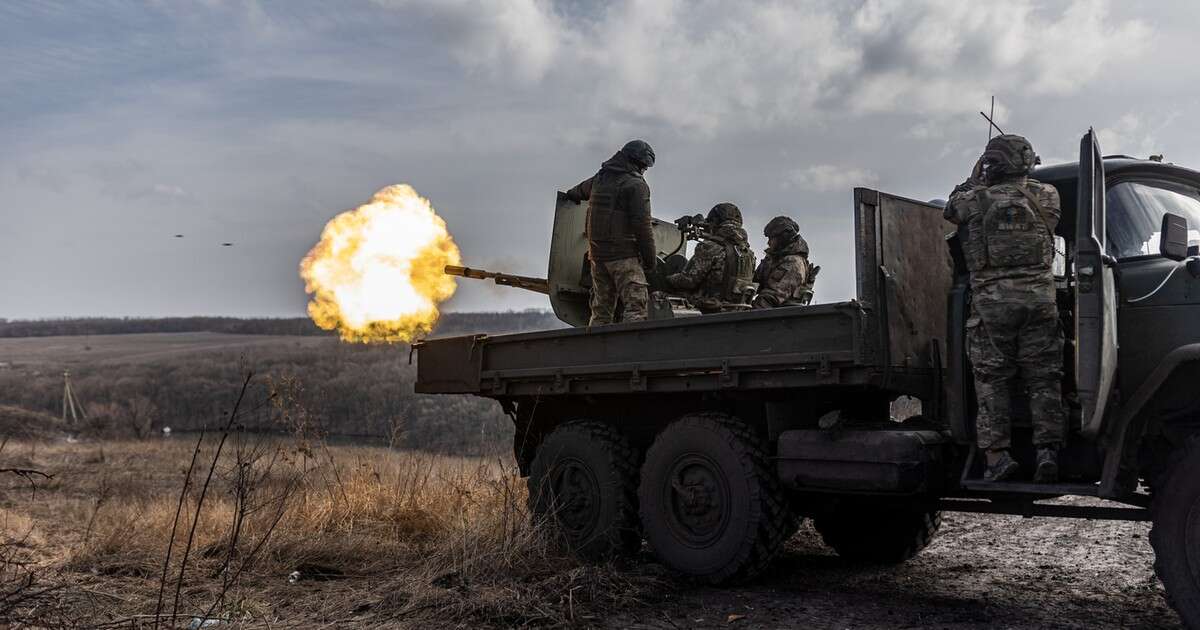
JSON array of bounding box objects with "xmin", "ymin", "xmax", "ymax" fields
[
  {"xmin": 565, "ymin": 140, "xmax": 657, "ymax": 325},
  {"xmin": 665, "ymin": 203, "xmax": 756, "ymax": 313},
  {"xmin": 945, "ymin": 134, "xmax": 1065, "ymax": 483},
  {"xmin": 752, "ymin": 216, "xmax": 818, "ymax": 309}
]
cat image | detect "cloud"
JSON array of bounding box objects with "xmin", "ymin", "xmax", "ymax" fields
[
  {"xmin": 152, "ymin": 184, "xmax": 188, "ymax": 198},
  {"xmin": 1097, "ymin": 112, "xmax": 1179, "ymax": 159},
  {"xmin": 0, "ymin": 0, "xmax": 1178, "ymax": 318},
  {"xmin": 372, "ymin": 0, "xmax": 564, "ymax": 82},
  {"xmin": 786, "ymin": 164, "xmax": 879, "ymax": 193},
  {"xmin": 379, "ymin": 0, "xmax": 1149, "ymax": 134}
]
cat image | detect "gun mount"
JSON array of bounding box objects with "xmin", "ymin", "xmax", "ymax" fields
[{"xmin": 445, "ymin": 194, "xmax": 766, "ymax": 326}]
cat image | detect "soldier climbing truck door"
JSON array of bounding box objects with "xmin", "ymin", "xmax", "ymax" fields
[{"xmin": 1075, "ymin": 129, "xmax": 1119, "ymax": 438}]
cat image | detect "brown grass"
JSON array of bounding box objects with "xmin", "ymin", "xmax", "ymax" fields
[{"xmin": 1, "ymin": 437, "xmax": 659, "ymax": 628}]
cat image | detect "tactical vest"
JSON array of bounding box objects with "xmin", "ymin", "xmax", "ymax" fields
[
  {"xmin": 720, "ymin": 241, "xmax": 757, "ymax": 302},
  {"xmin": 964, "ymin": 184, "xmax": 1054, "ymax": 273},
  {"xmin": 585, "ymin": 170, "xmax": 639, "ymax": 246}
]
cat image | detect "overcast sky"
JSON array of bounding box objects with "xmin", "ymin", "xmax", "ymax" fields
[{"xmin": 2, "ymin": 0, "xmax": 1195, "ymax": 318}]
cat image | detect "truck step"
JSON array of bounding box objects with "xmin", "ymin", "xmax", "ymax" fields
[{"xmin": 959, "ymin": 478, "xmax": 1099, "ymax": 497}]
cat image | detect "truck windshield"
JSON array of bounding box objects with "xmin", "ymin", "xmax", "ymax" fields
[{"xmin": 1106, "ymin": 180, "xmax": 1200, "ymax": 259}]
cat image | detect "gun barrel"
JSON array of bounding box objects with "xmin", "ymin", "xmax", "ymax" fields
[
  {"xmin": 443, "ymin": 265, "xmax": 550, "ymax": 295},
  {"xmin": 444, "ymin": 265, "xmax": 489, "ymax": 280}
]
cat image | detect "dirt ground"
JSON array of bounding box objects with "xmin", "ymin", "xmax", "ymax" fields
[
  {"xmin": 1, "ymin": 439, "xmax": 1180, "ymax": 629},
  {"xmin": 612, "ymin": 506, "xmax": 1175, "ymax": 630}
]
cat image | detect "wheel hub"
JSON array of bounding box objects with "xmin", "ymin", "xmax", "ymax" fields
[
  {"xmin": 552, "ymin": 459, "xmax": 601, "ymax": 537},
  {"xmin": 665, "ymin": 455, "xmax": 730, "ymax": 546}
]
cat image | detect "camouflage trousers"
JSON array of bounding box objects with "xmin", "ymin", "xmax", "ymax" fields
[
  {"xmin": 590, "ymin": 257, "xmax": 649, "ymax": 325},
  {"xmin": 967, "ymin": 300, "xmax": 1065, "ymax": 451}
]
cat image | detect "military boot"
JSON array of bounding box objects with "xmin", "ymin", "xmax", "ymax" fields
[
  {"xmin": 1033, "ymin": 447, "xmax": 1059, "ymax": 484},
  {"xmin": 983, "ymin": 450, "xmax": 1020, "ymax": 482}
]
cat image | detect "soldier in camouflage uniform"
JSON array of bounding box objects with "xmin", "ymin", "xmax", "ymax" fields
[
  {"xmin": 752, "ymin": 216, "xmax": 817, "ymax": 309},
  {"xmin": 946, "ymin": 134, "xmax": 1064, "ymax": 483},
  {"xmin": 565, "ymin": 140, "xmax": 657, "ymax": 325},
  {"xmin": 665, "ymin": 203, "xmax": 756, "ymax": 313}
]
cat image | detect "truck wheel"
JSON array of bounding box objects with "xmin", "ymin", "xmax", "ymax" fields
[
  {"xmin": 638, "ymin": 413, "xmax": 794, "ymax": 584},
  {"xmin": 814, "ymin": 501, "xmax": 941, "ymax": 564},
  {"xmin": 1151, "ymin": 435, "xmax": 1200, "ymax": 628},
  {"xmin": 527, "ymin": 420, "xmax": 641, "ymax": 559}
]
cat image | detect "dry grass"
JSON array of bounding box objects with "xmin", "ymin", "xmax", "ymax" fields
[{"xmin": 1, "ymin": 437, "xmax": 659, "ymax": 628}]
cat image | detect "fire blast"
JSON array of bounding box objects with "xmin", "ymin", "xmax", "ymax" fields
[{"xmin": 300, "ymin": 184, "xmax": 461, "ymax": 343}]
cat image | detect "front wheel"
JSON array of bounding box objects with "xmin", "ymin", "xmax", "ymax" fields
[
  {"xmin": 1151, "ymin": 436, "xmax": 1200, "ymax": 628},
  {"xmin": 527, "ymin": 420, "xmax": 641, "ymax": 559},
  {"xmin": 638, "ymin": 413, "xmax": 794, "ymax": 584}
]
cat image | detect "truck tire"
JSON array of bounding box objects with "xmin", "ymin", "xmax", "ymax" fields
[
  {"xmin": 1151, "ymin": 435, "xmax": 1200, "ymax": 628},
  {"xmin": 638, "ymin": 413, "xmax": 794, "ymax": 584},
  {"xmin": 527, "ymin": 420, "xmax": 641, "ymax": 559},
  {"xmin": 814, "ymin": 501, "xmax": 941, "ymax": 564}
]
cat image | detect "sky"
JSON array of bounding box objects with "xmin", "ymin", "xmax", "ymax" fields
[{"xmin": 1, "ymin": 0, "xmax": 1196, "ymax": 319}]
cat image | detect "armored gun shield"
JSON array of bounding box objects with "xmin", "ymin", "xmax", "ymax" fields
[{"xmin": 549, "ymin": 192, "xmax": 687, "ymax": 326}]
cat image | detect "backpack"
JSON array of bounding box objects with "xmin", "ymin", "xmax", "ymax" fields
[{"xmin": 964, "ymin": 184, "xmax": 1054, "ymax": 272}]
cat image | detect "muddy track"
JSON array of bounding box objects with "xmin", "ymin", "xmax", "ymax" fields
[{"xmin": 612, "ymin": 500, "xmax": 1178, "ymax": 629}]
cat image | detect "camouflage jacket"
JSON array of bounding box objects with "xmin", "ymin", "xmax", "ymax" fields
[
  {"xmin": 666, "ymin": 222, "xmax": 753, "ymax": 312},
  {"xmin": 752, "ymin": 236, "xmax": 812, "ymax": 309},
  {"xmin": 946, "ymin": 176, "xmax": 1061, "ymax": 305}
]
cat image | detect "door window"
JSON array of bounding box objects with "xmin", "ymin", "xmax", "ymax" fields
[{"xmin": 1106, "ymin": 181, "xmax": 1200, "ymax": 259}]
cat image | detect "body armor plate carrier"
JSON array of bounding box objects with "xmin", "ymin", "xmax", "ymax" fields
[{"xmin": 964, "ymin": 185, "xmax": 1054, "ymax": 273}]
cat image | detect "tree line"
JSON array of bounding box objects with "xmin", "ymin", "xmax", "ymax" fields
[{"xmin": 0, "ymin": 312, "xmax": 562, "ymax": 338}]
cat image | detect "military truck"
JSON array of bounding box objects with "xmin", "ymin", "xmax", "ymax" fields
[{"xmin": 415, "ymin": 130, "xmax": 1200, "ymax": 626}]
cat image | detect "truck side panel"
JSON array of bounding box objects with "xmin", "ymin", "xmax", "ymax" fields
[{"xmin": 855, "ymin": 188, "xmax": 953, "ymax": 372}]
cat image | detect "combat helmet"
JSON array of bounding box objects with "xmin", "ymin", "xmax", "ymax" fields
[
  {"xmin": 706, "ymin": 202, "xmax": 742, "ymax": 226},
  {"xmin": 981, "ymin": 134, "xmax": 1038, "ymax": 182},
  {"xmin": 621, "ymin": 139, "xmax": 656, "ymax": 169},
  {"xmin": 764, "ymin": 215, "xmax": 809, "ymax": 257},
  {"xmin": 763, "ymin": 216, "xmax": 800, "ymax": 241}
]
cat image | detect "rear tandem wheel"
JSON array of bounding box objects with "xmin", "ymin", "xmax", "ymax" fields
[
  {"xmin": 527, "ymin": 420, "xmax": 642, "ymax": 559},
  {"xmin": 638, "ymin": 413, "xmax": 795, "ymax": 584}
]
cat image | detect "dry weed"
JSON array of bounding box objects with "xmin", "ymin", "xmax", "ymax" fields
[{"xmin": 4, "ymin": 436, "xmax": 658, "ymax": 627}]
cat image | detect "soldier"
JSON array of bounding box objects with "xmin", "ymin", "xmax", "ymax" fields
[
  {"xmin": 565, "ymin": 140, "xmax": 657, "ymax": 325},
  {"xmin": 665, "ymin": 203, "xmax": 756, "ymax": 313},
  {"xmin": 752, "ymin": 216, "xmax": 817, "ymax": 309},
  {"xmin": 945, "ymin": 134, "xmax": 1064, "ymax": 483}
]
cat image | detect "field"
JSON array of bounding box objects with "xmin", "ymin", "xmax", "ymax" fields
[
  {"xmin": 0, "ymin": 437, "xmax": 1181, "ymax": 629},
  {"xmin": 0, "ymin": 324, "xmax": 1186, "ymax": 628},
  {"xmin": 0, "ymin": 331, "xmax": 511, "ymax": 452}
]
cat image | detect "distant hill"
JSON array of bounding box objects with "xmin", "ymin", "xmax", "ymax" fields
[
  {"xmin": 0, "ymin": 404, "xmax": 66, "ymax": 439},
  {"xmin": 0, "ymin": 312, "xmax": 563, "ymax": 339}
]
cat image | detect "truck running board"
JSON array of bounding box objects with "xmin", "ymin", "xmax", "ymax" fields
[{"xmin": 959, "ymin": 478, "xmax": 1100, "ymax": 497}]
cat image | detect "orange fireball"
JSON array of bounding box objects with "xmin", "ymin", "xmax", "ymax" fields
[{"xmin": 300, "ymin": 185, "xmax": 461, "ymax": 343}]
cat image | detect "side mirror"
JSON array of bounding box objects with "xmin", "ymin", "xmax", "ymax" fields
[{"xmin": 1160, "ymin": 213, "xmax": 1189, "ymax": 261}]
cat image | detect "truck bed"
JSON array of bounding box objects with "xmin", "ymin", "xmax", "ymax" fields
[{"xmin": 416, "ymin": 188, "xmax": 952, "ymax": 402}]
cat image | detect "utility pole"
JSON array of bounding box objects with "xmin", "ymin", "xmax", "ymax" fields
[{"xmin": 62, "ymin": 369, "xmax": 87, "ymax": 429}]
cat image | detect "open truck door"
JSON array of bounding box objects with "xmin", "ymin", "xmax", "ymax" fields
[{"xmin": 1075, "ymin": 129, "xmax": 1119, "ymax": 437}]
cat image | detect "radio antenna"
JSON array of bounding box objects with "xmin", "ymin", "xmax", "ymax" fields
[{"xmin": 981, "ymin": 96, "xmax": 1004, "ymax": 139}]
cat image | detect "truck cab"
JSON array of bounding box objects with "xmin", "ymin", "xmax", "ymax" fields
[{"xmin": 946, "ymin": 132, "xmax": 1200, "ymax": 502}]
